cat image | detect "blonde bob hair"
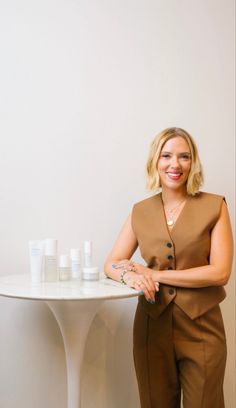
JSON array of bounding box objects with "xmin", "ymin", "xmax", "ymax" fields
[{"xmin": 146, "ymin": 127, "xmax": 204, "ymax": 195}]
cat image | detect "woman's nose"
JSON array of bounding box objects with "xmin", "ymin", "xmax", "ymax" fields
[{"xmin": 170, "ymin": 155, "xmax": 180, "ymax": 168}]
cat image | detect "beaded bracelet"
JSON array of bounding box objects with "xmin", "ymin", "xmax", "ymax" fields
[{"xmin": 120, "ymin": 269, "xmax": 129, "ymax": 284}]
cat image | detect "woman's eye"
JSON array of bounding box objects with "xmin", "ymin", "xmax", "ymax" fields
[
  {"xmin": 180, "ymin": 154, "xmax": 191, "ymax": 160},
  {"xmin": 161, "ymin": 154, "xmax": 170, "ymax": 158}
]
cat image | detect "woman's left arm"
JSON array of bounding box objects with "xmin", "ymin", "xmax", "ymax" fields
[{"xmin": 135, "ymin": 201, "xmax": 234, "ymax": 288}]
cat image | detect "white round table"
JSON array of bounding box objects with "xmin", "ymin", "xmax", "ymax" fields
[{"xmin": 0, "ymin": 274, "xmax": 139, "ymax": 408}]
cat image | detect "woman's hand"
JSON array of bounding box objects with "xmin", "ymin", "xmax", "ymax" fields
[
  {"xmin": 132, "ymin": 262, "xmax": 154, "ymax": 278},
  {"xmin": 111, "ymin": 260, "xmax": 159, "ymax": 303},
  {"xmin": 124, "ymin": 271, "xmax": 158, "ymax": 303}
]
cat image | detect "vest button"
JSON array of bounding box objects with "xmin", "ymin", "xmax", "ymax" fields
[
  {"xmin": 166, "ymin": 242, "xmax": 172, "ymax": 248},
  {"xmin": 167, "ymin": 255, "xmax": 174, "ymax": 260},
  {"xmin": 168, "ymin": 288, "xmax": 175, "ymax": 295}
]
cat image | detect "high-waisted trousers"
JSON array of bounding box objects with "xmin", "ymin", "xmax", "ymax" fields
[{"xmin": 133, "ymin": 302, "xmax": 227, "ymax": 408}]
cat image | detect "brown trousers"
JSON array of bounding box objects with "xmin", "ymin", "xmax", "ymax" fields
[{"xmin": 133, "ymin": 302, "xmax": 227, "ymax": 408}]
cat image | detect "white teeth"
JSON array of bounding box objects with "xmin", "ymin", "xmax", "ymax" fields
[{"xmin": 168, "ymin": 173, "xmax": 181, "ymax": 176}]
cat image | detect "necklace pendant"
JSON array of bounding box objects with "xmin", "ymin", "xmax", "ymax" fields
[{"xmin": 167, "ymin": 219, "xmax": 174, "ymax": 226}]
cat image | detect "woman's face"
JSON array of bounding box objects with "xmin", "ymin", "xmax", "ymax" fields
[{"xmin": 157, "ymin": 136, "xmax": 192, "ymax": 192}]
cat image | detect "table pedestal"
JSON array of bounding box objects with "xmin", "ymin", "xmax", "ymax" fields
[{"xmin": 46, "ymin": 299, "xmax": 104, "ymax": 408}]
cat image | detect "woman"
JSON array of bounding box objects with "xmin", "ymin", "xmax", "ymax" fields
[{"xmin": 104, "ymin": 127, "xmax": 233, "ymax": 408}]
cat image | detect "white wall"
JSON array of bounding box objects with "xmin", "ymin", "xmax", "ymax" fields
[{"xmin": 0, "ymin": 1, "xmax": 234, "ymax": 407}]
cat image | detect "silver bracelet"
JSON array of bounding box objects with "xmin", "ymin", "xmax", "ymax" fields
[{"xmin": 120, "ymin": 269, "xmax": 129, "ymax": 284}]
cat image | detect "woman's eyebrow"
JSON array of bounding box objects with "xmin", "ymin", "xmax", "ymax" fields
[{"xmin": 161, "ymin": 151, "xmax": 191, "ymax": 155}]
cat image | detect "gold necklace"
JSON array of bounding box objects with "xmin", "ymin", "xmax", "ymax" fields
[{"xmin": 163, "ymin": 198, "xmax": 186, "ymax": 226}]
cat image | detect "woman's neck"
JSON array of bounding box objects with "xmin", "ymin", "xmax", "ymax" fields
[{"xmin": 161, "ymin": 187, "xmax": 188, "ymax": 207}]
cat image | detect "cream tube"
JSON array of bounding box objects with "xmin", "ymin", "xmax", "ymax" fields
[
  {"xmin": 83, "ymin": 241, "xmax": 92, "ymax": 267},
  {"xmin": 70, "ymin": 248, "xmax": 81, "ymax": 280},
  {"xmin": 29, "ymin": 240, "xmax": 44, "ymax": 283}
]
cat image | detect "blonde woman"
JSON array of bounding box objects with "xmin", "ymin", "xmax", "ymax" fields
[{"xmin": 104, "ymin": 127, "xmax": 233, "ymax": 408}]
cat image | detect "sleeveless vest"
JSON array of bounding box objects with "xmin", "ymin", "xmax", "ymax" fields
[{"xmin": 131, "ymin": 192, "xmax": 226, "ymax": 320}]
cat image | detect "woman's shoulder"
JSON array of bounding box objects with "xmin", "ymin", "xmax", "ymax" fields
[
  {"xmin": 190, "ymin": 192, "xmax": 225, "ymax": 219},
  {"xmin": 193, "ymin": 191, "xmax": 225, "ymax": 202},
  {"xmin": 133, "ymin": 193, "xmax": 161, "ymax": 206},
  {"xmin": 132, "ymin": 193, "xmax": 162, "ymax": 215}
]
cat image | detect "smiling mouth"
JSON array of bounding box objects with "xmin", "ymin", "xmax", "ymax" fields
[{"xmin": 166, "ymin": 172, "xmax": 183, "ymax": 180}]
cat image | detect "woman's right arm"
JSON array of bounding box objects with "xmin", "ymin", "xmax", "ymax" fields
[
  {"xmin": 104, "ymin": 214, "xmax": 157, "ymax": 302},
  {"xmin": 104, "ymin": 214, "xmax": 138, "ymax": 280}
]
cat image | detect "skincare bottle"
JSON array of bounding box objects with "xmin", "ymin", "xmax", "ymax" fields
[
  {"xmin": 59, "ymin": 255, "xmax": 71, "ymax": 281},
  {"xmin": 83, "ymin": 240, "xmax": 92, "ymax": 267},
  {"xmin": 70, "ymin": 248, "xmax": 81, "ymax": 280},
  {"xmin": 29, "ymin": 240, "xmax": 44, "ymax": 283},
  {"xmin": 82, "ymin": 266, "xmax": 99, "ymax": 281},
  {"xmin": 44, "ymin": 239, "xmax": 58, "ymax": 282}
]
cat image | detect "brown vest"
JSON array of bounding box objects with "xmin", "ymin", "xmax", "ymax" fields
[{"xmin": 131, "ymin": 192, "xmax": 226, "ymax": 320}]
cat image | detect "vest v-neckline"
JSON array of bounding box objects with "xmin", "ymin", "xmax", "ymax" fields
[{"xmin": 159, "ymin": 193, "xmax": 191, "ymax": 239}]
